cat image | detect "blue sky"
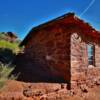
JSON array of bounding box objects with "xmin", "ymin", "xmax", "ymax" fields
[{"xmin": 0, "ymin": 0, "xmax": 100, "ymax": 40}]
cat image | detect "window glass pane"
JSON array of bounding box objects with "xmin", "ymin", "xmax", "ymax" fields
[{"xmin": 87, "ymin": 44, "xmax": 94, "ymax": 65}]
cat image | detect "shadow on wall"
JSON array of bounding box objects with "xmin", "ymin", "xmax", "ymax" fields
[{"xmin": 12, "ymin": 53, "xmax": 70, "ymax": 84}]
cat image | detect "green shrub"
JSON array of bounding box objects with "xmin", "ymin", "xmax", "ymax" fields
[
  {"xmin": 0, "ymin": 63, "xmax": 16, "ymax": 88},
  {"xmin": 0, "ymin": 40, "xmax": 19, "ymax": 53}
]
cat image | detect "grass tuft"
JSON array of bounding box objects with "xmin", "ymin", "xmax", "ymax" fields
[{"xmin": 0, "ymin": 63, "xmax": 17, "ymax": 88}]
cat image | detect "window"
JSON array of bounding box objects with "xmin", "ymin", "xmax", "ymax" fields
[{"xmin": 87, "ymin": 44, "xmax": 95, "ymax": 66}]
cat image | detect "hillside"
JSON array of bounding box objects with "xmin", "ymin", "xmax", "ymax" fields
[{"xmin": 0, "ymin": 32, "xmax": 21, "ymax": 64}]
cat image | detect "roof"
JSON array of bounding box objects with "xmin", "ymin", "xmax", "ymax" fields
[{"xmin": 20, "ymin": 12, "xmax": 100, "ymax": 46}]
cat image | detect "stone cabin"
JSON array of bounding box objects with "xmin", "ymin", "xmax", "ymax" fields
[{"xmin": 19, "ymin": 13, "xmax": 100, "ymax": 89}]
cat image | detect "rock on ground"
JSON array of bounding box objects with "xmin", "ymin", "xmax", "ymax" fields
[{"xmin": 0, "ymin": 80, "xmax": 100, "ymax": 100}]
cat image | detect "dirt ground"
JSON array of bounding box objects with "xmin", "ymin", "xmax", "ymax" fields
[{"xmin": 0, "ymin": 80, "xmax": 100, "ymax": 100}]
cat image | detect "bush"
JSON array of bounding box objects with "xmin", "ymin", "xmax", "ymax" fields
[
  {"xmin": 0, "ymin": 40, "xmax": 19, "ymax": 53},
  {"xmin": 0, "ymin": 63, "xmax": 17, "ymax": 88}
]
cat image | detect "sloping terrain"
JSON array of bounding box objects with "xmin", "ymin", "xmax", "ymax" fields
[{"xmin": 0, "ymin": 32, "xmax": 20, "ymax": 64}]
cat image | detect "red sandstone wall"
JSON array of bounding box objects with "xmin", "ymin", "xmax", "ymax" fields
[
  {"xmin": 24, "ymin": 27, "xmax": 71, "ymax": 83},
  {"xmin": 95, "ymin": 45, "xmax": 100, "ymax": 67},
  {"xmin": 71, "ymin": 33, "xmax": 88, "ymax": 88},
  {"xmin": 71, "ymin": 33, "xmax": 100, "ymax": 89},
  {"xmin": 23, "ymin": 25, "xmax": 100, "ymax": 89}
]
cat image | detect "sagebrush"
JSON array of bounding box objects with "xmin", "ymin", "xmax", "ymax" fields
[{"xmin": 0, "ymin": 63, "xmax": 17, "ymax": 88}]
